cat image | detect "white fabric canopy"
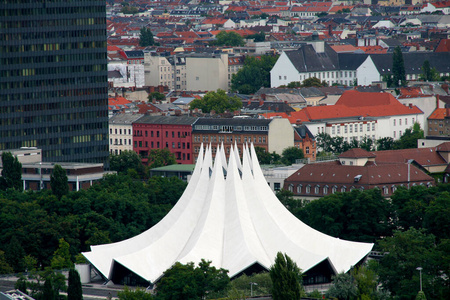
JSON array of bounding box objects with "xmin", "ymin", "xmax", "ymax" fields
[{"xmin": 83, "ymin": 144, "xmax": 373, "ymax": 283}]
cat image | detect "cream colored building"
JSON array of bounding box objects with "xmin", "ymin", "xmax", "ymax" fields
[
  {"xmin": 144, "ymin": 53, "xmax": 187, "ymax": 91},
  {"xmin": 186, "ymin": 53, "xmax": 229, "ymax": 92},
  {"xmin": 109, "ymin": 114, "xmax": 143, "ymax": 155},
  {"xmin": 268, "ymin": 118, "xmax": 295, "ymax": 154}
]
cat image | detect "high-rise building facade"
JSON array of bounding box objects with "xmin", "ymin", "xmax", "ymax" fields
[{"xmin": 0, "ymin": 0, "xmax": 109, "ymax": 163}]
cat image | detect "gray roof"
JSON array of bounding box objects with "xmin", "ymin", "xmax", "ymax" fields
[
  {"xmin": 370, "ymin": 52, "xmax": 450, "ymax": 75},
  {"xmin": 338, "ymin": 53, "xmax": 369, "ymax": 71},
  {"xmin": 284, "ymin": 43, "xmax": 339, "ymax": 73},
  {"xmin": 135, "ymin": 115, "xmax": 198, "ymax": 125},
  {"xmin": 300, "ymin": 87, "xmax": 326, "ymax": 98},
  {"xmin": 110, "ymin": 113, "xmax": 144, "ymax": 125},
  {"xmin": 193, "ymin": 118, "xmax": 272, "ymax": 134}
]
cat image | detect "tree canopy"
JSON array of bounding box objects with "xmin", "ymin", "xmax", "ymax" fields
[
  {"xmin": 213, "ymin": 31, "xmax": 245, "ymax": 46},
  {"xmin": 139, "ymin": 27, "xmax": 156, "ymax": 47},
  {"xmin": 281, "ymin": 147, "xmax": 304, "ymax": 165},
  {"xmin": 270, "ymin": 252, "xmax": 303, "ymax": 300},
  {"xmin": 0, "ymin": 152, "xmax": 22, "ymax": 191},
  {"xmin": 147, "ymin": 91, "xmax": 165, "ymax": 102},
  {"xmin": 50, "ymin": 164, "xmax": 69, "ymax": 200},
  {"xmin": 189, "ymin": 89, "xmax": 242, "ymax": 113},
  {"xmin": 392, "ymin": 46, "xmax": 406, "ymax": 87},
  {"xmin": 148, "ymin": 149, "xmax": 177, "ymax": 169},
  {"xmin": 420, "ymin": 60, "xmax": 440, "ymax": 82},
  {"xmin": 231, "ymin": 55, "xmax": 278, "ymax": 94},
  {"xmin": 67, "ymin": 269, "xmax": 83, "ymax": 300},
  {"xmin": 110, "ymin": 150, "xmax": 145, "ymax": 176},
  {"xmin": 156, "ymin": 259, "xmax": 229, "ymax": 300}
]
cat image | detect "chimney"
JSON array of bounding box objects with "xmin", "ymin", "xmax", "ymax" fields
[
  {"xmin": 259, "ymin": 99, "xmax": 264, "ymax": 106},
  {"xmin": 447, "ymin": 107, "xmax": 450, "ymax": 118},
  {"xmin": 261, "ymin": 93, "xmax": 266, "ymax": 100},
  {"xmin": 328, "ymin": 24, "xmax": 332, "ymax": 37},
  {"xmin": 437, "ymin": 94, "xmax": 440, "ymax": 109},
  {"xmin": 248, "ymin": 100, "xmax": 251, "ymax": 106},
  {"xmin": 409, "ymin": 103, "xmax": 413, "ymax": 109}
]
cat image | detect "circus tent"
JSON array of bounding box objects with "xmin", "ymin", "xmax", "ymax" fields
[{"xmin": 83, "ymin": 144, "xmax": 373, "ymax": 284}]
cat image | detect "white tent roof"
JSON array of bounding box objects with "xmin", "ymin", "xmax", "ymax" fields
[{"xmin": 83, "ymin": 144, "xmax": 373, "ymax": 283}]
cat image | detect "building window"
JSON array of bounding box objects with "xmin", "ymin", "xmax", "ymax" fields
[
  {"xmin": 288, "ymin": 184, "xmax": 293, "ymax": 192},
  {"xmin": 350, "ymin": 124, "xmax": 353, "ymax": 133},
  {"xmin": 360, "ymin": 124, "xmax": 363, "ymax": 132},
  {"xmin": 344, "ymin": 125, "xmax": 348, "ymax": 133},
  {"xmin": 323, "ymin": 186, "xmax": 328, "ymax": 195},
  {"xmin": 332, "ymin": 126, "xmax": 335, "ymax": 135},
  {"xmin": 341, "ymin": 186, "xmax": 346, "ymax": 192},
  {"xmin": 173, "ymin": 142, "xmax": 176, "ymax": 148},
  {"xmin": 306, "ymin": 185, "xmax": 311, "ymax": 193},
  {"xmin": 315, "ymin": 185, "xmax": 320, "ymax": 194},
  {"xmin": 367, "ymin": 123, "xmax": 370, "ymax": 131},
  {"xmin": 337, "ymin": 126, "xmax": 340, "ymax": 134},
  {"xmin": 332, "ymin": 186, "xmax": 337, "ymax": 194},
  {"xmin": 297, "ymin": 184, "xmax": 302, "ymax": 193},
  {"xmin": 393, "ymin": 119, "xmax": 396, "ymax": 126},
  {"xmin": 306, "ymin": 147, "xmax": 310, "ymax": 154},
  {"xmin": 274, "ymin": 183, "xmax": 281, "ymax": 191}
]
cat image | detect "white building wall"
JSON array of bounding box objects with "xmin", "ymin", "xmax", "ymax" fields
[
  {"xmin": 357, "ymin": 56, "xmax": 380, "ymax": 86},
  {"xmin": 270, "ymin": 52, "xmax": 301, "ymax": 87}
]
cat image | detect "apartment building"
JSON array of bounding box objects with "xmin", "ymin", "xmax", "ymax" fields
[
  {"xmin": 109, "ymin": 114, "xmax": 143, "ymax": 155},
  {"xmin": 133, "ymin": 115, "xmax": 198, "ymax": 164},
  {"xmin": 191, "ymin": 117, "xmax": 294, "ymax": 161},
  {"xmin": 144, "ymin": 53, "xmax": 187, "ymax": 90}
]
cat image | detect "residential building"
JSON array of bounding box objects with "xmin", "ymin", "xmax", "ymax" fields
[
  {"xmin": 109, "ymin": 114, "xmax": 143, "ymax": 155},
  {"xmin": 133, "ymin": 115, "xmax": 198, "ymax": 164},
  {"xmin": 264, "ymin": 90, "xmax": 425, "ymax": 143},
  {"xmin": 284, "ymin": 148, "xmax": 435, "ymax": 201},
  {"xmin": 428, "ymin": 106, "xmax": 450, "ymax": 136},
  {"xmin": 271, "ymin": 41, "xmax": 450, "ymax": 87},
  {"xmin": 294, "ymin": 125, "xmax": 317, "ymax": 161},
  {"xmin": 0, "ymin": 0, "xmax": 109, "ymax": 163},
  {"xmin": 144, "ymin": 52, "xmax": 187, "ymax": 90},
  {"xmin": 191, "ymin": 117, "xmax": 294, "ymax": 161}
]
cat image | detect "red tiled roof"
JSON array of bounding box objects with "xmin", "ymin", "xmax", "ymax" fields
[
  {"xmin": 373, "ymin": 148, "xmax": 447, "ymax": 167},
  {"xmin": 435, "ymin": 39, "xmax": 450, "ymax": 52},
  {"xmin": 339, "ymin": 148, "xmax": 376, "ymax": 158},
  {"xmin": 285, "ymin": 160, "xmax": 433, "ymax": 186},
  {"xmin": 428, "ymin": 108, "xmax": 449, "ymax": 119},
  {"xmin": 436, "ymin": 142, "xmax": 450, "ymax": 152}
]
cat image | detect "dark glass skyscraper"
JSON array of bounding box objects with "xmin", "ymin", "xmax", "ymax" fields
[{"xmin": 0, "ymin": 0, "xmax": 108, "ymax": 163}]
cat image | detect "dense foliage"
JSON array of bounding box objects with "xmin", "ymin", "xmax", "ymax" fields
[
  {"xmin": 270, "ymin": 252, "xmax": 304, "ymax": 300},
  {"xmin": 189, "ymin": 89, "xmax": 242, "ymax": 113},
  {"xmin": 50, "ymin": 165, "xmax": 69, "ymax": 200},
  {"xmin": 213, "ymin": 31, "xmax": 245, "ymax": 47},
  {"xmin": 231, "ymin": 55, "xmax": 278, "ymax": 94},
  {"xmin": 0, "ymin": 174, "xmax": 186, "ymax": 271},
  {"xmin": 139, "ymin": 27, "xmax": 156, "ymax": 47},
  {"xmin": 0, "ymin": 151, "xmax": 23, "ymax": 191}
]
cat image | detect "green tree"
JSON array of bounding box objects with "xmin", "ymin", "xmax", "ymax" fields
[
  {"xmin": 156, "ymin": 259, "xmax": 229, "ymax": 300},
  {"xmin": 269, "ymin": 252, "xmax": 303, "ymax": 300},
  {"xmin": 15, "ymin": 275, "xmax": 28, "ymax": 294},
  {"xmin": 376, "ymin": 228, "xmax": 443, "ymax": 299},
  {"xmin": 148, "ymin": 149, "xmax": 177, "ymax": 169},
  {"xmin": 351, "ymin": 263, "xmax": 378, "ymax": 299},
  {"xmin": 420, "ymin": 60, "xmax": 440, "ymax": 82},
  {"xmin": 50, "ymin": 238, "xmax": 73, "ymax": 270},
  {"xmin": 376, "ymin": 137, "xmax": 394, "ymax": 151},
  {"xmin": 118, "ymin": 286, "xmax": 153, "ymax": 300},
  {"xmin": 231, "ymin": 55, "xmax": 278, "ymax": 94},
  {"xmin": 229, "ymin": 272, "xmax": 272, "ymax": 298},
  {"xmin": 359, "ymin": 136, "xmax": 375, "ymax": 151},
  {"xmin": 214, "ymin": 31, "xmax": 244, "ymax": 46},
  {"xmin": 0, "ymin": 151, "xmax": 23, "ymax": 191},
  {"xmin": 189, "ymin": 89, "xmax": 242, "ymax": 113},
  {"xmin": 394, "ymin": 122, "xmax": 424, "ymax": 149},
  {"xmin": 50, "ymin": 164, "xmax": 69, "ymax": 200},
  {"xmin": 68, "ymin": 269, "xmax": 83, "ymax": 300},
  {"xmin": 326, "ymin": 272, "xmax": 358, "ymax": 300},
  {"xmin": 5, "ymin": 235, "xmax": 26, "ymax": 272},
  {"xmin": 246, "ymin": 31, "xmax": 265, "ymax": 42},
  {"xmin": 286, "ymin": 81, "xmax": 301, "ymax": 88},
  {"xmin": 392, "ymin": 46, "xmax": 406, "ymax": 87},
  {"xmin": 416, "ymin": 291, "xmax": 427, "ymax": 300},
  {"xmin": 43, "ymin": 278, "xmax": 56, "ymax": 300},
  {"xmin": 147, "ymin": 91, "xmax": 165, "ymax": 102},
  {"xmin": 110, "ymin": 150, "xmax": 144, "ymax": 176},
  {"xmin": 0, "ymin": 250, "xmax": 13, "ymax": 274},
  {"xmin": 139, "ymin": 27, "xmax": 155, "ymax": 47},
  {"xmin": 254, "ymin": 146, "xmax": 272, "ymax": 164},
  {"xmin": 281, "ymin": 147, "xmax": 304, "ymax": 165},
  {"xmin": 121, "ymin": 6, "xmax": 139, "ymax": 15},
  {"xmin": 301, "ymin": 77, "xmax": 328, "ymax": 87}
]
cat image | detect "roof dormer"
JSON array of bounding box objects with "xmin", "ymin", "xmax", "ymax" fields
[{"xmin": 338, "ymin": 148, "xmax": 376, "ymax": 166}]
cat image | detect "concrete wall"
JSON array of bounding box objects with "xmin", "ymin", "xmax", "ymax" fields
[
  {"xmin": 186, "ymin": 54, "xmax": 228, "ymax": 92},
  {"xmin": 268, "ymin": 118, "xmax": 294, "ymax": 154},
  {"xmin": 270, "ymin": 51, "xmax": 301, "ymax": 87}
]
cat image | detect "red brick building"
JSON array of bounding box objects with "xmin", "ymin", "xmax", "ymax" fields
[{"xmin": 133, "ymin": 116, "xmax": 198, "ymax": 165}]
